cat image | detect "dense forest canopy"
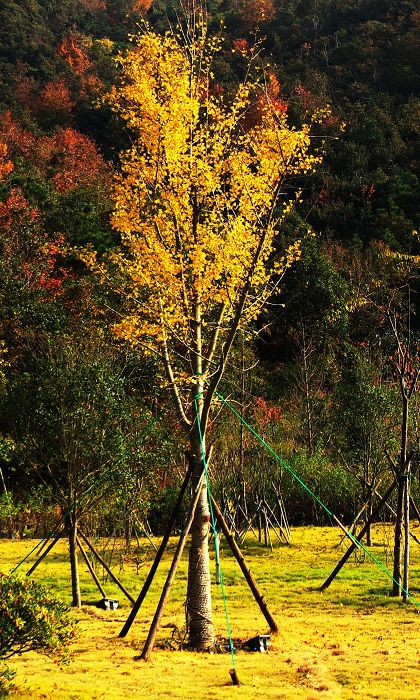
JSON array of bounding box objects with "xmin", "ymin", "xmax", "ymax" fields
[{"xmin": 0, "ymin": 0, "xmax": 418, "ymax": 545}]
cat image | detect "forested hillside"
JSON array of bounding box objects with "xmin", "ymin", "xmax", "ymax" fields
[{"xmin": 0, "ymin": 0, "xmax": 418, "ymax": 541}]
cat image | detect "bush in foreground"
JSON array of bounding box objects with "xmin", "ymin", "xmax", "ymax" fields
[{"xmin": 0, "ymin": 573, "xmax": 77, "ymax": 693}]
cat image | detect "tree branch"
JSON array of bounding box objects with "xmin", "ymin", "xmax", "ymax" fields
[
  {"xmin": 160, "ymin": 313, "xmax": 191, "ymax": 430},
  {"xmin": 201, "ymin": 228, "xmax": 269, "ymax": 432}
]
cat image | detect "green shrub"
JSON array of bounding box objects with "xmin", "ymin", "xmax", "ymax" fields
[
  {"xmin": 0, "ymin": 573, "xmax": 77, "ymax": 693},
  {"xmin": 0, "ymin": 493, "xmax": 20, "ymax": 535}
]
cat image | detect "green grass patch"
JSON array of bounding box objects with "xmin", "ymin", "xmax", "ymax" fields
[{"xmin": 1, "ymin": 524, "xmax": 420, "ymax": 699}]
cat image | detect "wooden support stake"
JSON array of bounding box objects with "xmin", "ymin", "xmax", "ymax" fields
[
  {"xmin": 135, "ymin": 518, "xmax": 158, "ymax": 552},
  {"xmin": 262, "ymin": 498, "xmax": 285, "ymax": 544},
  {"xmin": 76, "ymin": 535, "xmax": 107, "ymax": 599},
  {"xmin": 409, "ymin": 495, "xmax": 420, "ymax": 523},
  {"xmin": 337, "ymin": 499, "xmax": 370, "ymax": 548},
  {"xmin": 210, "ymin": 494, "xmax": 279, "ymax": 633},
  {"xmin": 238, "ymin": 511, "xmax": 258, "ymax": 544},
  {"xmin": 229, "ymin": 669, "xmax": 240, "ymax": 685},
  {"xmin": 320, "ymin": 480, "xmax": 397, "ymax": 592},
  {"xmin": 273, "ymin": 485, "xmax": 291, "ymax": 542},
  {"xmin": 140, "ymin": 471, "xmax": 205, "ymax": 661},
  {"xmin": 264, "ymin": 509, "xmax": 273, "ymax": 552},
  {"xmin": 119, "ymin": 462, "xmax": 193, "ymax": 638},
  {"xmin": 26, "ymin": 528, "xmax": 65, "ymax": 577},
  {"xmin": 78, "ymin": 530, "xmax": 135, "ymax": 604},
  {"xmin": 347, "ymin": 466, "xmax": 420, "ymax": 547}
]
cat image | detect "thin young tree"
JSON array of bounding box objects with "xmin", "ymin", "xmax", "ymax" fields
[
  {"xmin": 83, "ymin": 12, "xmax": 325, "ymax": 648},
  {"xmin": 388, "ymin": 306, "xmax": 418, "ymax": 599}
]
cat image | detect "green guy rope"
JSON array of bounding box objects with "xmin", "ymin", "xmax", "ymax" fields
[
  {"xmin": 194, "ymin": 395, "xmax": 238, "ymax": 683},
  {"xmin": 214, "ymin": 388, "xmax": 420, "ymax": 610}
]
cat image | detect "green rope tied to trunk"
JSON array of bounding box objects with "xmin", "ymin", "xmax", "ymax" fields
[
  {"xmin": 214, "ymin": 388, "xmax": 420, "ymax": 610},
  {"xmin": 194, "ymin": 394, "xmax": 237, "ymax": 674}
]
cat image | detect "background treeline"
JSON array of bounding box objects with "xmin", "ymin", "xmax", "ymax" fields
[{"xmin": 0, "ymin": 0, "xmax": 418, "ymax": 535}]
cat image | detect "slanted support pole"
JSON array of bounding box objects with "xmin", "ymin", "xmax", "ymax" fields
[
  {"xmin": 77, "ymin": 535, "xmax": 107, "ymax": 599},
  {"xmin": 78, "ymin": 530, "xmax": 135, "ymax": 604},
  {"xmin": 26, "ymin": 528, "xmax": 65, "ymax": 577},
  {"xmin": 140, "ymin": 469, "xmax": 205, "ymax": 661},
  {"xmin": 119, "ymin": 462, "xmax": 193, "ymax": 638},
  {"xmin": 210, "ymin": 494, "xmax": 279, "ymax": 633},
  {"xmin": 320, "ymin": 480, "xmax": 397, "ymax": 592},
  {"xmin": 409, "ymin": 495, "xmax": 420, "ymax": 523}
]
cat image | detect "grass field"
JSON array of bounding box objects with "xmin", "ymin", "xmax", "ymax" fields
[{"xmin": 1, "ymin": 524, "xmax": 420, "ymax": 699}]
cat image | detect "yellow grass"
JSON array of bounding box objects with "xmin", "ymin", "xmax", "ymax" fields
[{"xmin": 2, "ymin": 525, "xmax": 420, "ymax": 699}]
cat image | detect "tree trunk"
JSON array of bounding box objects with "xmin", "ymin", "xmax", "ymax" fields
[
  {"xmin": 300, "ymin": 323, "xmax": 314, "ymax": 456},
  {"xmin": 68, "ymin": 512, "xmax": 81, "ymax": 608},
  {"xmin": 186, "ymin": 432, "xmax": 214, "ymax": 649},
  {"xmin": 392, "ymin": 392, "xmax": 409, "ymax": 597},
  {"xmin": 365, "ymin": 489, "xmax": 373, "ymax": 547},
  {"xmin": 141, "ymin": 468, "xmax": 205, "ymax": 660},
  {"xmin": 392, "ymin": 476, "xmax": 404, "ymax": 596},
  {"xmin": 402, "ymin": 470, "xmax": 410, "ymax": 602},
  {"xmin": 185, "ymin": 282, "xmax": 214, "ymax": 649}
]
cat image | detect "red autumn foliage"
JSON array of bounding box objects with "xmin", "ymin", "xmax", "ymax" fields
[
  {"xmin": 0, "ymin": 143, "xmax": 13, "ymax": 180},
  {"xmin": 240, "ymin": 0, "xmax": 276, "ymax": 29},
  {"xmin": 362, "ymin": 184, "xmax": 376, "ymax": 200},
  {"xmin": 38, "ymin": 236, "xmax": 69, "ymax": 295},
  {"xmin": 264, "ymin": 73, "xmax": 288, "ymax": 116},
  {"xmin": 0, "ymin": 111, "xmax": 37, "ymax": 161},
  {"xmin": 243, "ymin": 72, "xmax": 288, "ymax": 130},
  {"xmin": 58, "ymin": 32, "xmax": 103, "ymax": 97},
  {"xmin": 0, "ymin": 188, "xmax": 67, "ymax": 299},
  {"xmin": 0, "ymin": 188, "xmax": 35, "ymax": 228},
  {"xmin": 0, "ymin": 113, "xmax": 111, "ymax": 194},
  {"xmin": 294, "ymin": 84, "xmax": 313, "ymax": 110},
  {"xmin": 318, "ymin": 187, "xmax": 331, "ymax": 204},
  {"xmin": 390, "ymin": 346, "xmax": 419, "ymax": 386},
  {"xmin": 253, "ymin": 397, "xmax": 282, "ymax": 431},
  {"xmin": 11, "ymin": 62, "xmax": 38, "ymax": 111},
  {"xmin": 58, "ymin": 33, "xmax": 92, "ymax": 77},
  {"xmin": 35, "ymin": 79, "xmax": 75, "ymax": 122},
  {"xmin": 80, "ymin": 73, "xmax": 103, "ymax": 97},
  {"xmin": 39, "ymin": 128, "xmax": 111, "ymax": 193},
  {"xmin": 132, "ymin": 0, "xmax": 153, "ymax": 12},
  {"xmin": 293, "ymin": 84, "xmax": 335, "ymax": 119},
  {"xmin": 233, "ymin": 38, "xmax": 250, "ymax": 55}
]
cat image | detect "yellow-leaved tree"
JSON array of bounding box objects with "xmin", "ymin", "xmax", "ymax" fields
[{"xmin": 84, "ymin": 15, "xmax": 325, "ymax": 650}]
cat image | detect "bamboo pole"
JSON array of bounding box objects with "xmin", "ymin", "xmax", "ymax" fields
[
  {"xmin": 26, "ymin": 528, "xmax": 65, "ymax": 577},
  {"xmin": 140, "ymin": 472, "xmax": 205, "ymax": 660},
  {"xmin": 76, "ymin": 535, "xmax": 107, "ymax": 599},
  {"xmin": 320, "ymin": 480, "xmax": 397, "ymax": 592},
  {"xmin": 210, "ymin": 494, "xmax": 279, "ymax": 633},
  {"xmin": 78, "ymin": 530, "xmax": 135, "ymax": 604},
  {"xmin": 119, "ymin": 462, "xmax": 193, "ymax": 638}
]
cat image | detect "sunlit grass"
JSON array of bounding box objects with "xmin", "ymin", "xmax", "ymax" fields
[{"xmin": 2, "ymin": 524, "xmax": 420, "ymax": 699}]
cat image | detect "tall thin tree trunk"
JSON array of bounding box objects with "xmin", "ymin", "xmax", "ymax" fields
[
  {"xmin": 301, "ymin": 324, "xmax": 314, "ymax": 456},
  {"xmin": 402, "ymin": 470, "xmax": 410, "ymax": 602},
  {"xmin": 186, "ymin": 444, "xmax": 214, "ymax": 649},
  {"xmin": 363, "ymin": 450, "xmax": 372, "ymax": 547},
  {"xmin": 392, "ymin": 478, "xmax": 404, "ymax": 596},
  {"xmin": 365, "ymin": 486, "xmax": 373, "ymax": 547},
  {"xmin": 186, "ymin": 288, "xmax": 214, "ymax": 649},
  {"xmin": 68, "ymin": 511, "xmax": 81, "ymax": 607},
  {"xmin": 392, "ymin": 393, "xmax": 409, "ymax": 596}
]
